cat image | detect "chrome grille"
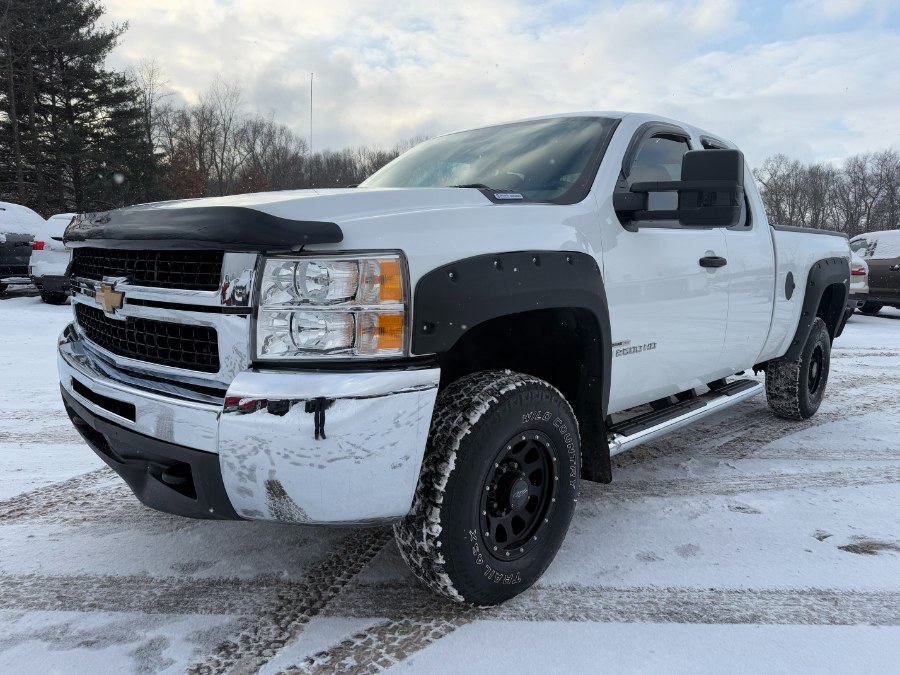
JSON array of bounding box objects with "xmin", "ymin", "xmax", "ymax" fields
[
  {"xmin": 71, "ymin": 248, "xmax": 224, "ymax": 290},
  {"xmin": 74, "ymin": 303, "xmax": 220, "ymax": 373}
]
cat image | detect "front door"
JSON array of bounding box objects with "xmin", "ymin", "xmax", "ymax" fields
[{"xmin": 600, "ymin": 127, "xmax": 730, "ymax": 413}]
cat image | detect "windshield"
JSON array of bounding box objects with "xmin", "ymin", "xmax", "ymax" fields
[{"xmin": 360, "ymin": 116, "xmax": 618, "ymax": 203}]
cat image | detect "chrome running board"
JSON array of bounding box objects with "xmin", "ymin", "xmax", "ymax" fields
[{"xmin": 607, "ymin": 379, "xmax": 764, "ymax": 457}]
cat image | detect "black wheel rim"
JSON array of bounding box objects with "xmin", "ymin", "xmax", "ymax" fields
[
  {"xmin": 480, "ymin": 431, "xmax": 559, "ymax": 562},
  {"xmin": 808, "ymin": 345, "xmax": 824, "ymax": 395}
]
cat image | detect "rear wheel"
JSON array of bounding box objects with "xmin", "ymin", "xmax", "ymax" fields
[
  {"xmin": 394, "ymin": 370, "xmax": 580, "ymax": 606},
  {"xmin": 859, "ymin": 302, "xmax": 882, "ymax": 315},
  {"xmin": 765, "ymin": 317, "xmax": 831, "ymax": 420},
  {"xmin": 40, "ymin": 289, "xmax": 68, "ymax": 305}
]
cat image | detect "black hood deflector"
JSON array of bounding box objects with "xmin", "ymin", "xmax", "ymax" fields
[{"xmin": 64, "ymin": 205, "xmax": 344, "ymax": 251}]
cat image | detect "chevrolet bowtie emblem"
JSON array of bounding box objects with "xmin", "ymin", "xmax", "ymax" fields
[{"xmin": 96, "ymin": 283, "xmax": 124, "ymax": 313}]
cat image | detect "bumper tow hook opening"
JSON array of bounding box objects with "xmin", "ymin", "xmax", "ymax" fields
[{"xmin": 160, "ymin": 465, "xmax": 190, "ymax": 487}]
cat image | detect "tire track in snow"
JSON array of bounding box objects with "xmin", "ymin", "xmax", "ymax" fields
[
  {"xmin": 287, "ymin": 581, "xmax": 900, "ymax": 672},
  {"xmin": 710, "ymin": 446, "xmax": 900, "ymax": 462},
  {"xmin": 0, "ymin": 428, "xmax": 85, "ymax": 445},
  {"xmin": 831, "ymin": 349, "xmax": 900, "ymax": 358},
  {"xmin": 284, "ymin": 614, "xmax": 475, "ymax": 675},
  {"xmin": 614, "ymin": 386, "xmax": 900, "ymax": 469},
  {"xmin": 512, "ymin": 585, "xmax": 900, "ymax": 625},
  {"xmin": 326, "ymin": 581, "xmax": 900, "ymax": 626},
  {"xmin": 0, "ymin": 468, "xmax": 114, "ymax": 523},
  {"xmin": 186, "ymin": 528, "xmax": 392, "ymax": 675},
  {"xmin": 701, "ymin": 387, "xmax": 900, "ymax": 459},
  {"xmin": 584, "ymin": 466, "xmax": 900, "ymax": 501},
  {"xmin": 0, "ymin": 572, "xmax": 284, "ymax": 615},
  {"xmin": 0, "ymin": 468, "xmax": 204, "ymax": 531}
]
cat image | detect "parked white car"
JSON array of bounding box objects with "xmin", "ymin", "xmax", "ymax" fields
[{"xmin": 29, "ymin": 213, "xmax": 75, "ymax": 304}]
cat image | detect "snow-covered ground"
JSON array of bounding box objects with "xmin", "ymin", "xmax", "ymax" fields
[{"xmin": 1, "ymin": 295, "xmax": 899, "ymax": 674}]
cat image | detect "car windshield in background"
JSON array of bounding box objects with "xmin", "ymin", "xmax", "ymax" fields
[{"xmin": 360, "ymin": 116, "xmax": 618, "ymax": 203}]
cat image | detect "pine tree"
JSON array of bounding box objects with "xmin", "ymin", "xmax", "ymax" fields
[{"xmin": 0, "ymin": 0, "xmax": 158, "ymax": 214}]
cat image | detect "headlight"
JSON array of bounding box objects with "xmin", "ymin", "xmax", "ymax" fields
[{"xmin": 256, "ymin": 254, "xmax": 407, "ymax": 360}]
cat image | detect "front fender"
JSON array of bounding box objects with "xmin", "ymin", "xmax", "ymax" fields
[{"xmin": 412, "ymin": 250, "xmax": 613, "ymax": 482}]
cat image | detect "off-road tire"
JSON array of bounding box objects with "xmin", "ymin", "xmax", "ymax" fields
[
  {"xmin": 859, "ymin": 302, "xmax": 883, "ymax": 315},
  {"xmin": 765, "ymin": 317, "xmax": 831, "ymax": 420},
  {"xmin": 40, "ymin": 289, "xmax": 68, "ymax": 305},
  {"xmin": 394, "ymin": 370, "xmax": 580, "ymax": 606}
]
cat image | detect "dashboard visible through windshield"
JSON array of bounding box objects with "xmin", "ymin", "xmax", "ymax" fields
[{"xmin": 360, "ymin": 116, "xmax": 618, "ymax": 203}]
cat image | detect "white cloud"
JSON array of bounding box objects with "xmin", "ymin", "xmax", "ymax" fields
[
  {"xmin": 782, "ymin": 0, "xmax": 895, "ymax": 24},
  {"xmin": 104, "ymin": 0, "xmax": 900, "ymax": 166}
]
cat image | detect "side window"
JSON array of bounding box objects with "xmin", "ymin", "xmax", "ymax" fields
[{"xmin": 627, "ymin": 134, "xmax": 690, "ymax": 215}]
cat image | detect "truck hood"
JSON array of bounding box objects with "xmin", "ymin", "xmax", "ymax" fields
[{"xmin": 65, "ymin": 188, "xmax": 494, "ymax": 251}]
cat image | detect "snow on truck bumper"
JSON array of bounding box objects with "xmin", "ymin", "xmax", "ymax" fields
[{"xmin": 58, "ymin": 327, "xmax": 440, "ymax": 525}]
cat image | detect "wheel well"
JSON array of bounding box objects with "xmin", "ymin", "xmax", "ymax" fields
[
  {"xmin": 816, "ymin": 282, "xmax": 847, "ymax": 340},
  {"xmin": 436, "ymin": 307, "xmax": 609, "ymax": 482},
  {"xmin": 437, "ymin": 308, "xmax": 578, "ymax": 399}
]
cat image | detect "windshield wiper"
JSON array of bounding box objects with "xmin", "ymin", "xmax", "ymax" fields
[{"xmin": 449, "ymin": 183, "xmax": 498, "ymax": 190}]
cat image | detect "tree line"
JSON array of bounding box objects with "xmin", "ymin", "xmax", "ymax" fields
[
  {"xmin": 145, "ymin": 69, "xmax": 422, "ymax": 202},
  {"xmin": 753, "ymin": 151, "xmax": 900, "ymax": 238},
  {"xmin": 0, "ymin": 0, "xmax": 417, "ymax": 216},
  {"xmin": 2, "ymin": 0, "xmax": 899, "ymax": 237}
]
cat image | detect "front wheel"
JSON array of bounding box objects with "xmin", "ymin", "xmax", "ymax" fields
[
  {"xmin": 765, "ymin": 317, "xmax": 831, "ymax": 420},
  {"xmin": 394, "ymin": 370, "xmax": 580, "ymax": 606}
]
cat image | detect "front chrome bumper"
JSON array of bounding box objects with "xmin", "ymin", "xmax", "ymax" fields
[{"xmin": 58, "ymin": 326, "xmax": 440, "ymax": 524}]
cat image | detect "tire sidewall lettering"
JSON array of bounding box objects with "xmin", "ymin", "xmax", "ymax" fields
[
  {"xmin": 552, "ymin": 416, "xmax": 579, "ymax": 489},
  {"xmin": 452, "ymin": 393, "xmax": 579, "ymax": 591}
]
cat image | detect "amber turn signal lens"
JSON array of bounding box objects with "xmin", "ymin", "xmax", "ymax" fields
[
  {"xmin": 377, "ymin": 313, "xmax": 404, "ymax": 351},
  {"xmin": 379, "ymin": 260, "xmax": 403, "ymax": 303}
]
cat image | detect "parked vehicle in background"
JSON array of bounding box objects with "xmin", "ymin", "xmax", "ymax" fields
[
  {"xmin": 848, "ymin": 250, "xmax": 869, "ymax": 310},
  {"xmin": 850, "ymin": 230, "xmax": 900, "ymax": 315},
  {"xmin": 0, "ymin": 202, "xmax": 44, "ymax": 295},
  {"xmin": 30, "ymin": 213, "xmax": 75, "ymax": 304}
]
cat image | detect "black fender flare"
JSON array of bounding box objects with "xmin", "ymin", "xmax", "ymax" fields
[
  {"xmin": 412, "ymin": 250, "xmax": 613, "ymax": 482},
  {"xmin": 782, "ymin": 256, "xmax": 850, "ymax": 362}
]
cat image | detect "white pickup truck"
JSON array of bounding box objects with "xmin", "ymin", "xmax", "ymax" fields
[{"xmin": 58, "ymin": 112, "xmax": 850, "ymax": 606}]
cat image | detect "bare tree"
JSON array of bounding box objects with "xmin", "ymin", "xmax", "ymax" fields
[
  {"xmin": 130, "ymin": 59, "xmax": 169, "ymax": 152},
  {"xmin": 753, "ymin": 154, "xmax": 805, "ymax": 225},
  {"xmin": 756, "ymin": 150, "xmax": 900, "ymax": 236},
  {"xmin": 203, "ymin": 78, "xmax": 245, "ymax": 196}
]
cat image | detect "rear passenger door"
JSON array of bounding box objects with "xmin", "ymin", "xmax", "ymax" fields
[
  {"xmin": 601, "ymin": 123, "xmax": 730, "ymax": 413},
  {"xmin": 701, "ymin": 137, "xmax": 775, "ymax": 372}
]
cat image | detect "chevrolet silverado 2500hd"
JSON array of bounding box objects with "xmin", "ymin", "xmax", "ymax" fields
[{"xmin": 58, "ymin": 112, "xmax": 851, "ymax": 605}]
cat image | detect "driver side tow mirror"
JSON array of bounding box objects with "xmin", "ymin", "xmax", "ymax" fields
[{"xmin": 613, "ymin": 149, "xmax": 745, "ymax": 228}]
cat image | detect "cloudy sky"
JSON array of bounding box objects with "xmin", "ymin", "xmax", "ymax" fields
[{"xmin": 103, "ymin": 0, "xmax": 900, "ymax": 168}]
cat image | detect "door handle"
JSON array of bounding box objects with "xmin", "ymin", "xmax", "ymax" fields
[
  {"xmin": 890, "ymin": 264, "xmax": 900, "ymax": 271},
  {"xmin": 699, "ymin": 256, "xmax": 727, "ymax": 268}
]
